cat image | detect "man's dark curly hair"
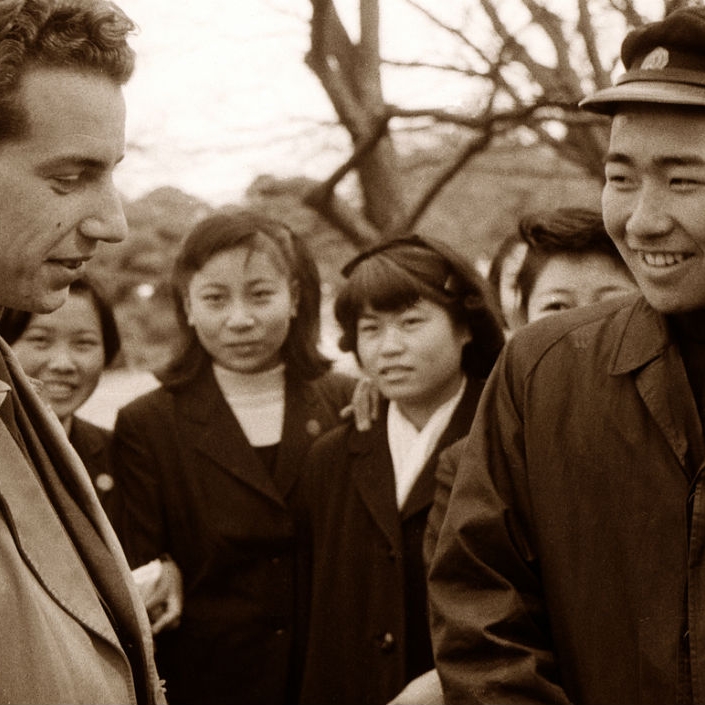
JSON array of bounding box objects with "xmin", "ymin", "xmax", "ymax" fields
[{"xmin": 0, "ymin": 0, "xmax": 135, "ymax": 141}]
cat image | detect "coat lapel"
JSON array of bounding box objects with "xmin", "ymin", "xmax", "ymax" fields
[
  {"xmin": 349, "ymin": 410, "xmax": 404, "ymax": 548},
  {"xmin": 610, "ymin": 299, "xmax": 704, "ymax": 474},
  {"xmin": 273, "ymin": 375, "xmax": 337, "ymax": 498},
  {"xmin": 0, "ymin": 416, "xmax": 121, "ymax": 645},
  {"xmin": 70, "ymin": 417, "xmax": 107, "ymax": 465},
  {"xmin": 0, "ymin": 345, "xmax": 122, "ymax": 647},
  {"xmin": 177, "ymin": 365, "xmax": 284, "ymax": 506},
  {"xmin": 1, "ymin": 342, "xmax": 162, "ymax": 703},
  {"xmin": 401, "ymin": 377, "xmax": 484, "ymax": 519}
]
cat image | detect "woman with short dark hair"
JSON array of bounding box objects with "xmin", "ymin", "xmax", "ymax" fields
[
  {"xmin": 294, "ymin": 235, "xmax": 503, "ymax": 705},
  {"xmin": 1, "ymin": 275, "xmax": 121, "ymax": 512},
  {"xmin": 112, "ymin": 210, "xmax": 355, "ymax": 705}
]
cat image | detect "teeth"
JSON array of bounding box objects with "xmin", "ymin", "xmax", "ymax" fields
[{"xmin": 641, "ymin": 251, "xmax": 688, "ymax": 267}]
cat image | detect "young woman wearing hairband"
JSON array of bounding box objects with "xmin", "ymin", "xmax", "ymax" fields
[
  {"xmin": 292, "ymin": 235, "xmax": 504, "ymax": 705},
  {"xmin": 111, "ymin": 211, "xmax": 358, "ymax": 705}
]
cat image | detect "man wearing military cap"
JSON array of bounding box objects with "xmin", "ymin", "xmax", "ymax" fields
[{"xmin": 428, "ymin": 6, "xmax": 705, "ymax": 704}]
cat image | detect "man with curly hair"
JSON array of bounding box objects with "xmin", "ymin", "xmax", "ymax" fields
[{"xmin": 0, "ymin": 2, "xmax": 164, "ymax": 703}]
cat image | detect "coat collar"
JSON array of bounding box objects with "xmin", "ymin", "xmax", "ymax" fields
[
  {"xmin": 347, "ymin": 377, "xmax": 484, "ymax": 541},
  {"xmin": 0, "ymin": 340, "xmax": 162, "ymax": 703},
  {"xmin": 607, "ymin": 297, "xmax": 703, "ymax": 472},
  {"xmin": 0, "ymin": 344, "xmax": 133, "ymax": 649},
  {"xmin": 176, "ymin": 365, "xmax": 336, "ymax": 504},
  {"xmin": 609, "ymin": 296, "xmax": 672, "ymax": 375}
]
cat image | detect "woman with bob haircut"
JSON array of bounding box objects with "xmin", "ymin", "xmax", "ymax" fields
[
  {"xmin": 293, "ymin": 235, "xmax": 504, "ymax": 705},
  {"xmin": 0, "ymin": 276, "xmax": 121, "ymax": 512},
  {"xmin": 514, "ymin": 207, "xmax": 636, "ymax": 324},
  {"xmin": 111, "ymin": 210, "xmax": 356, "ymax": 705}
]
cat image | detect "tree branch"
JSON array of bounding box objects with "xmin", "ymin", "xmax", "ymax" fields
[
  {"xmin": 577, "ymin": 0, "xmax": 612, "ymax": 87},
  {"xmin": 608, "ymin": 0, "xmax": 648, "ymax": 26},
  {"xmin": 306, "ymin": 0, "xmax": 369, "ymax": 135},
  {"xmin": 304, "ymin": 115, "xmax": 390, "ymax": 207},
  {"xmin": 397, "ymin": 128, "xmax": 494, "ymax": 236},
  {"xmin": 400, "ymin": 0, "xmax": 492, "ymax": 70}
]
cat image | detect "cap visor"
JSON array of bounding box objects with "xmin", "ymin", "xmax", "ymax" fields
[{"xmin": 579, "ymin": 81, "xmax": 705, "ymax": 114}]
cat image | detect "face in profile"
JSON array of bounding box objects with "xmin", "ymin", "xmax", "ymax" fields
[
  {"xmin": 11, "ymin": 292, "xmax": 106, "ymax": 423},
  {"xmin": 602, "ymin": 105, "xmax": 705, "ymax": 313},
  {"xmin": 0, "ymin": 67, "xmax": 127, "ymax": 314},
  {"xmin": 355, "ymin": 299, "xmax": 470, "ymax": 424},
  {"xmin": 526, "ymin": 252, "xmax": 637, "ymax": 323},
  {"xmin": 185, "ymin": 246, "xmax": 298, "ymax": 374}
]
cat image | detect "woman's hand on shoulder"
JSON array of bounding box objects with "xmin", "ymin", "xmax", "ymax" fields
[{"xmin": 339, "ymin": 375, "xmax": 379, "ymax": 431}]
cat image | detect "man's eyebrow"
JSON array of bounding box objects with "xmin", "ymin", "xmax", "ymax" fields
[
  {"xmin": 37, "ymin": 153, "xmax": 125, "ymax": 170},
  {"xmin": 604, "ymin": 152, "xmax": 705, "ymax": 167}
]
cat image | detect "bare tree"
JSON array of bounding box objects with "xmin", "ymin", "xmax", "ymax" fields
[{"xmin": 304, "ymin": 0, "xmax": 666, "ymax": 244}]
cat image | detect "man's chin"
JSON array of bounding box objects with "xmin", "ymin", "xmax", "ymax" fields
[
  {"xmin": 643, "ymin": 291, "xmax": 705, "ymax": 315},
  {"xmin": 14, "ymin": 288, "xmax": 70, "ymax": 314}
]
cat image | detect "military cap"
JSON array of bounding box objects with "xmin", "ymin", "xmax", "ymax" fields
[{"xmin": 580, "ymin": 6, "xmax": 705, "ymax": 114}]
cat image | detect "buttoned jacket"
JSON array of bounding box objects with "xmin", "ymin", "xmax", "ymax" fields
[
  {"xmin": 429, "ymin": 294, "xmax": 705, "ymax": 705},
  {"xmin": 112, "ymin": 362, "xmax": 354, "ymax": 705},
  {"xmin": 0, "ymin": 340, "xmax": 163, "ymax": 705},
  {"xmin": 294, "ymin": 379, "xmax": 484, "ymax": 705}
]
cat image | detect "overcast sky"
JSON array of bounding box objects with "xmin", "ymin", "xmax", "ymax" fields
[
  {"xmin": 113, "ymin": 0, "xmax": 329, "ymax": 204},
  {"xmin": 112, "ymin": 0, "xmax": 663, "ymax": 206}
]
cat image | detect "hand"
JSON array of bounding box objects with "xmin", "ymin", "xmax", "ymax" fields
[
  {"xmin": 386, "ymin": 669, "xmax": 444, "ymax": 705},
  {"xmin": 339, "ymin": 376, "xmax": 380, "ymax": 431},
  {"xmin": 132, "ymin": 556, "xmax": 184, "ymax": 635}
]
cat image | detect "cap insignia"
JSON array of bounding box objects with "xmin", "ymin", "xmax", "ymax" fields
[{"xmin": 641, "ymin": 46, "xmax": 669, "ymax": 71}]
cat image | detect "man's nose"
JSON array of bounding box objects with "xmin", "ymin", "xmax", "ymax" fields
[
  {"xmin": 78, "ymin": 182, "xmax": 128, "ymax": 244},
  {"xmin": 625, "ymin": 183, "xmax": 672, "ymax": 241}
]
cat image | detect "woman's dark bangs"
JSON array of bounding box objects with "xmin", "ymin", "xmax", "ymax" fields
[{"xmin": 346, "ymin": 255, "xmax": 425, "ymax": 314}]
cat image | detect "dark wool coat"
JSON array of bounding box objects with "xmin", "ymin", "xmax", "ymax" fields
[
  {"xmin": 111, "ymin": 364, "xmax": 354, "ymax": 705},
  {"xmin": 429, "ymin": 294, "xmax": 705, "ymax": 705},
  {"xmin": 70, "ymin": 415, "xmax": 115, "ymax": 518},
  {"xmin": 294, "ymin": 379, "xmax": 485, "ymax": 705}
]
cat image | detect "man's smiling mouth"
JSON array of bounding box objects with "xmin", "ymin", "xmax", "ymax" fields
[{"xmin": 639, "ymin": 251, "xmax": 693, "ymax": 267}]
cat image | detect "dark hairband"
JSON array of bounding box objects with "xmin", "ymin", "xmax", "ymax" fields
[{"xmin": 341, "ymin": 235, "xmax": 428, "ymax": 278}]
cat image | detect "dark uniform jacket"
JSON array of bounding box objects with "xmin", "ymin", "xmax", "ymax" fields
[
  {"xmin": 112, "ymin": 363, "xmax": 354, "ymax": 705},
  {"xmin": 429, "ymin": 294, "xmax": 705, "ymax": 705},
  {"xmin": 294, "ymin": 378, "xmax": 484, "ymax": 705}
]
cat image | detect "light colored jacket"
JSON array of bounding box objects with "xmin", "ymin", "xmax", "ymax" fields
[{"xmin": 0, "ymin": 339, "xmax": 164, "ymax": 705}]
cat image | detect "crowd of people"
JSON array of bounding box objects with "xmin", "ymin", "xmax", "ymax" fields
[{"xmin": 2, "ymin": 1, "xmax": 705, "ymax": 704}]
